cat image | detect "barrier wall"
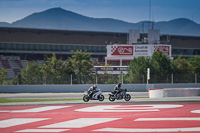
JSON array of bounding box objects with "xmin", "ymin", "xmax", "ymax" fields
[
  {"xmin": 0, "ymin": 83, "xmax": 200, "ymax": 93},
  {"xmin": 149, "ymin": 88, "xmax": 200, "ymax": 98}
]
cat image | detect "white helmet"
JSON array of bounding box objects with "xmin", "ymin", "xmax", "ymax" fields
[{"xmin": 93, "ymin": 84, "xmax": 97, "ymax": 88}]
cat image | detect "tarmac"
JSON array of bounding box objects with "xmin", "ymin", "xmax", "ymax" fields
[{"xmin": 0, "ymin": 92, "xmax": 200, "ymax": 105}]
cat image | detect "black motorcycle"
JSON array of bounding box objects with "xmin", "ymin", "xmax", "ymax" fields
[
  {"xmin": 83, "ymin": 89, "xmax": 104, "ymax": 102},
  {"xmin": 109, "ymin": 89, "xmax": 131, "ymax": 101}
]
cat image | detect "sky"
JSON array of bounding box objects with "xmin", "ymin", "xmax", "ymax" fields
[{"xmin": 0, "ymin": 0, "xmax": 200, "ymax": 24}]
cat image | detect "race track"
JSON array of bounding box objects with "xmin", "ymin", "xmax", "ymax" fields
[{"xmin": 0, "ymin": 102, "xmax": 200, "ymax": 133}]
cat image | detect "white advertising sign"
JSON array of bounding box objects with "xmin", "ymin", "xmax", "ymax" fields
[
  {"xmin": 134, "ymin": 45, "xmax": 150, "ymax": 56},
  {"xmin": 107, "ymin": 44, "xmax": 171, "ymax": 58}
]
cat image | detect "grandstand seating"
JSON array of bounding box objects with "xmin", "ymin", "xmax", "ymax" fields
[
  {"xmin": 14, "ymin": 60, "xmax": 23, "ymax": 68},
  {"xmin": 13, "ymin": 68, "xmax": 21, "ymax": 75},
  {"xmin": 0, "ymin": 59, "xmax": 102, "ymax": 79},
  {"xmin": 0, "ymin": 61, "xmax": 3, "ymax": 68},
  {"xmin": 6, "ymin": 69, "xmax": 15, "ymax": 79},
  {"xmin": 0, "ymin": 60, "xmax": 20, "ymax": 79},
  {"xmin": 1, "ymin": 60, "xmax": 11, "ymax": 69},
  {"xmin": 21, "ymin": 60, "xmax": 27, "ymax": 68},
  {"xmin": 0, "ymin": 60, "xmax": 44, "ymax": 79}
]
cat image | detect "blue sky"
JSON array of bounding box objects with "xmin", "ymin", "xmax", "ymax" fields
[{"xmin": 0, "ymin": 0, "xmax": 200, "ymax": 24}]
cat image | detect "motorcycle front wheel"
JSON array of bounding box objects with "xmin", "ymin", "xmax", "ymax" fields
[
  {"xmin": 109, "ymin": 95, "xmax": 115, "ymax": 101},
  {"xmin": 124, "ymin": 94, "xmax": 131, "ymax": 101},
  {"xmin": 98, "ymin": 94, "xmax": 104, "ymax": 101},
  {"xmin": 83, "ymin": 95, "xmax": 89, "ymax": 102}
]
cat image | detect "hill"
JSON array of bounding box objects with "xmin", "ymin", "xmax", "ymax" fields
[{"xmin": 1, "ymin": 7, "xmax": 200, "ymax": 36}]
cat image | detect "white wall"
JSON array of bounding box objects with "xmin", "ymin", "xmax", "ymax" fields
[{"xmin": 149, "ymin": 88, "xmax": 200, "ymax": 98}]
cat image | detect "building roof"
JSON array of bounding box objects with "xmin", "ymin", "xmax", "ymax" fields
[{"xmin": 0, "ymin": 27, "xmax": 200, "ymax": 49}]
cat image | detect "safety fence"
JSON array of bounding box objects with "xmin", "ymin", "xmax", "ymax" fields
[{"xmin": 11, "ymin": 73, "xmax": 200, "ymax": 85}]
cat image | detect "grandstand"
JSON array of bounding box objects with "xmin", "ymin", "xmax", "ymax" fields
[{"xmin": 0, "ymin": 27, "xmax": 200, "ymax": 79}]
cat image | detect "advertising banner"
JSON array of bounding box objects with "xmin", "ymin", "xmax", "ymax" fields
[
  {"xmin": 110, "ymin": 45, "xmax": 133, "ymax": 56},
  {"xmin": 107, "ymin": 44, "xmax": 171, "ymax": 58},
  {"xmin": 154, "ymin": 45, "xmax": 170, "ymax": 56}
]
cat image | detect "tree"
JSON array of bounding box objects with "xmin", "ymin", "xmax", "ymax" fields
[
  {"xmin": 187, "ymin": 55, "xmax": 200, "ymax": 74},
  {"xmin": 0, "ymin": 68, "xmax": 8, "ymax": 85},
  {"xmin": 150, "ymin": 52, "xmax": 172, "ymax": 83},
  {"xmin": 126, "ymin": 52, "xmax": 172, "ymax": 84},
  {"xmin": 126, "ymin": 56, "xmax": 150, "ymax": 83},
  {"xmin": 13, "ymin": 73, "xmax": 22, "ymax": 85},
  {"xmin": 172, "ymin": 55, "xmax": 191, "ymax": 74},
  {"xmin": 41, "ymin": 53, "xmax": 66, "ymax": 84},
  {"xmin": 67, "ymin": 50, "xmax": 93, "ymax": 84},
  {"xmin": 150, "ymin": 52, "xmax": 172, "ymax": 74},
  {"xmin": 21, "ymin": 61, "xmax": 42, "ymax": 84},
  {"xmin": 172, "ymin": 55, "xmax": 192, "ymax": 83}
]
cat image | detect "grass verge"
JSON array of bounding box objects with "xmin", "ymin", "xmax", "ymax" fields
[
  {"xmin": 0, "ymin": 98, "xmax": 82, "ymax": 103},
  {"xmin": 0, "ymin": 97, "xmax": 149, "ymax": 103}
]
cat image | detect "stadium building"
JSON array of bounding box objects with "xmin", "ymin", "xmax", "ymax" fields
[{"xmin": 0, "ymin": 27, "xmax": 200, "ymax": 79}]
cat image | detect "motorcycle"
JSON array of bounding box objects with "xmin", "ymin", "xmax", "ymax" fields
[
  {"xmin": 109, "ymin": 89, "xmax": 131, "ymax": 101},
  {"xmin": 83, "ymin": 89, "xmax": 104, "ymax": 102}
]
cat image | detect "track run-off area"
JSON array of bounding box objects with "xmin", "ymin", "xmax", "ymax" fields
[{"xmin": 0, "ymin": 102, "xmax": 200, "ymax": 133}]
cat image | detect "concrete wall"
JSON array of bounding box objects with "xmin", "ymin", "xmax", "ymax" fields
[
  {"xmin": 149, "ymin": 88, "xmax": 200, "ymax": 98},
  {"xmin": 0, "ymin": 83, "xmax": 200, "ymax": 93},
  {"xmin": 0, "ymin": 84, "xmax": 146, "ymax": 93}
]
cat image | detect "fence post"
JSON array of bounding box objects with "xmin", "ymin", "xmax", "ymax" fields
[
  {"xmin": 142, "ymin": 74, "xmax": 144, "ymax": 84},
  {"xmin": 195, "ymin": 73, "xmax": 197, "ymax": 84},
  {"xmin": 171, "ymin": 73, "xmax": 173, "ymax": 84},
  {"xmin": 70, "ymin": 74, "xmax": 72, "ymax": 85},
  {"xmin": 122, "ymin": 72, "xmax": 124, "ymax": 84},
  {"xmin": 96, "ymin": 73, "xmax": 98, "ymax": 84}
]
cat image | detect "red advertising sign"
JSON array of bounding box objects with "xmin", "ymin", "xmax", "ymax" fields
[
  {"xmin": 154, "ymin": 45, "xmax": 170, "ymax": 56},
  {"xmin": 111, "ymin": 46, "xmax": 133, "ymax": 56}
]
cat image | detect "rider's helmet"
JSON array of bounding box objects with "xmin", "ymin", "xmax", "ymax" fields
[
  {"xmin": 93, "ymin": 84, "xmax": 97, "ymax": 89},
  {"xmin": 118, "ymin": 83, "xmax": 122, "ymax": 87}
]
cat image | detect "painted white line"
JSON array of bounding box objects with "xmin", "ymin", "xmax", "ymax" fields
[
  {"xmin": 0, "ymin": 106, "xmax": 71, "ymax": 113},
  {"xmin": 191, "ymin": 110, "xmax": 200, "ymax": 114},
  {"xmin": 40, "ymin": 118, "xmax": 120, "ymax": 128},
  {"xmin": 75, "ymin": 105, "xmax": 158, "ymax": 112},
  {"xmin": 135, "ymin": 118, "xmax": 200, "ymax": 121},
  {"xmin": 0, "ymin": 118, "xmax": 49, "ymax": 128},
  {"xmin": 94, "ymin": 127, "xmax": 200, "ymax": 132},
  {"xmin": 16, "ymin": 129, "xmax": 70, "ymax": 132},
  {"xmin": 75, "ymin": 104, "xmax": 182, "ymax": 112},
  {"xmin": 116, "ymin": 104, "xmax": 183, "ymax": 109}
]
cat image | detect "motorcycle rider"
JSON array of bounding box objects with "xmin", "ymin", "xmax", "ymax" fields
[
  {"xmin": 88, "ymin": 84, "xmax": 98, "ymax": 98},
  {"xmin": 114, "ymin": 83, "xmax": 123, "ymax": 96}
]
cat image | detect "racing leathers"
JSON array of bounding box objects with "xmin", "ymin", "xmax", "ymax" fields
[
  {"xmin": 88, "ymin": 85, "xmax": 97, "ymax": 98},
  {"xmin": 114, "ymin": 83, "xmax": 124, "ymax": 96}
]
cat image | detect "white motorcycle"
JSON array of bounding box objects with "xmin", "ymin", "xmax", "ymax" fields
[{"xmin": 83, "ymin": 89, "xmax": 104, "ymax": 102}]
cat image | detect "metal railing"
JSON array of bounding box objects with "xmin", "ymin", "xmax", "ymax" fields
[{"xmin": 9, "ymin": 73, "xmax": 200, "ymax": 85}]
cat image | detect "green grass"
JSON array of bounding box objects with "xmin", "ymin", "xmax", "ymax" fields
[
  {"xmin": 0, "ymin": 97, "xmax": 149, "ymax": 103},
  {"xmin": 0, "ymin": 98, "xmax": 82, "ymax": 103}
]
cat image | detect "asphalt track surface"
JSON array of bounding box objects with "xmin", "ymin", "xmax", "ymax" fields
[
  {"xmin": 1, "ymin": 93, "xmax": 200, "ymax": 133},
  {"xmin": 0, "ymin": 92, "xmax": 148, "ymax": 99},
  {"xmin": 0, "ymin": 92, "xmax": 200, "ymax": 106},
  {"xmin": 0, "ymin": 102, "xmax": 200, "ymax": 133}
]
